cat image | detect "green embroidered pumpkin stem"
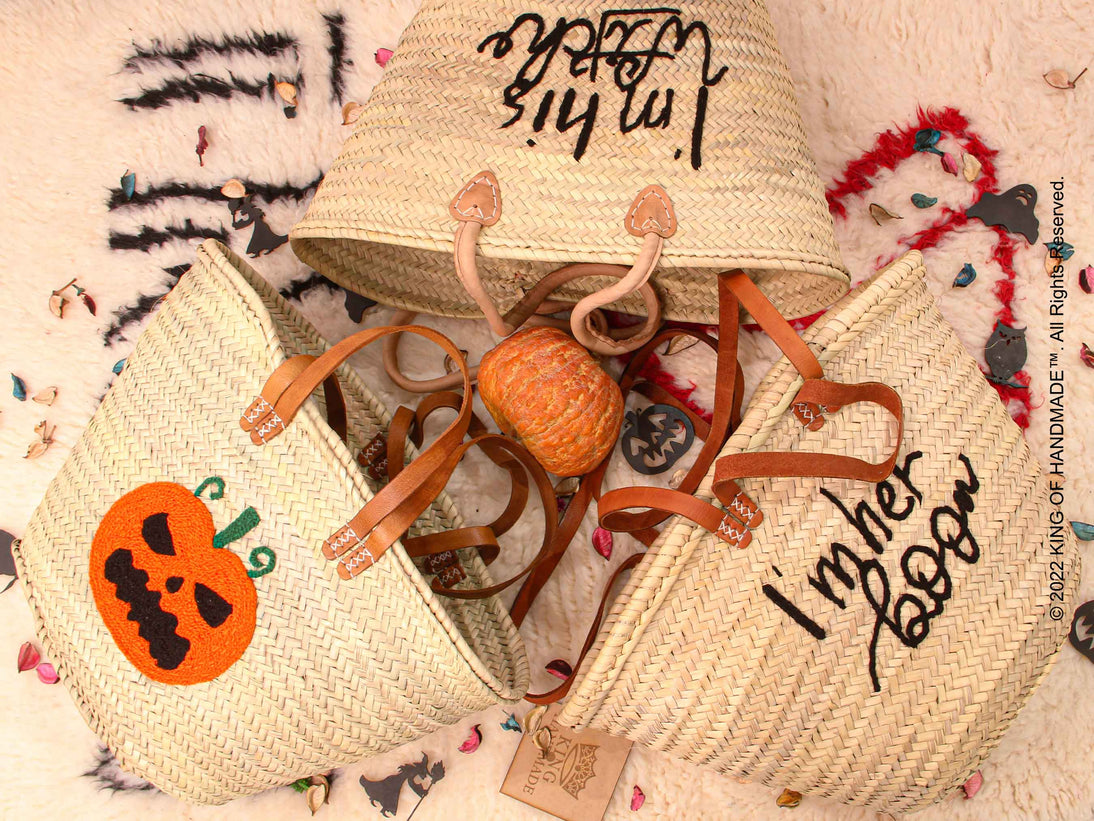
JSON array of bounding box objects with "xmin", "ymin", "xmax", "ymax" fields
[
  {"xmin": 194, "ymin": 477, "xmax": 226, "ymax": 500},
  {"xmin": 213, "ymin": 506, "xmax": 260, "ymax": 549},
  {"xmin": 247, "ymin": 546, "xmax": 276, "ymax": 579}
]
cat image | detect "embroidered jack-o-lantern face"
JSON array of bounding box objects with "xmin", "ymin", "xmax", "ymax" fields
[{"xmin": 89, "ymin": 482, "xmax": 258, "ymax": 685}]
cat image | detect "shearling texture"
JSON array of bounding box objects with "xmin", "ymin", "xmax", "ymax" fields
[{"xmin": 0, "ymin": 1, "xmax": 1091, "ymax": 819}]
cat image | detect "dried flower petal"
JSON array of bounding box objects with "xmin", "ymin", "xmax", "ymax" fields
[
  {"xmin": 953, "ymin": 263, "xmax": 977, "ymax": 288},
  {"xmin": 941, "ymin": 153, "xmax": 959, "ymax": 176},
  {"xmin": 670, "ymin": 468, "xmax": 687, "ymax": 489},
  {"xmin": 24, "ymin": 439, "xmax": 50, "ymax": 460},
  {"xmin": 868, "ymin": 203, "xmax": 902, "ymax": 225},
  {"xmin": 32, "ymin": 387, "xmax": 57, "ymax": 406},
  {"xmin": 1046, "ymin": 239, "xmax": 1075, "ymax": 261},
  {"xmin": 1080, "ymin": 266, "xmax": 1093, "ymax": 294},
  {"xmin": 341, "ymin": 102, "xmax": 363, "ymax": 125},
  {"xmin": 220, "ymin": 178, "xmax": 247, "ymax": 199},
  {"xmin": 375, "ymin": 48, "xmax": 394, "ymax": 67},
  {"xmin": 305, "ymin": 776, "xmax": 329, "ymax": 815},
  {"xmin": 11, "ymin": 374, "xmax": 27, "ymax": 401},
  {"xmin": 962, "ymin": 771, "xmax": 983, "ymax": 799},
  {"xmin": 112, "ymin": 358, "xmax": 127, "ymax": 375},
  {"xmin": 458, "ymin": 724, "xmax": 483, "ymax": 753},
  {"xmin": 545, "ymin": 659, "xmax": 573, "ymax": 680},
  {"xmin": 1044, "ymin": 67, "xmax": 1087, "ymax": 89},
  {"xmin": 662, "ymin": 335, "xmax": 699, "ymax": 356},
  {"xmin": 913, "ymin": 128, "xmax": 943, "ymax": 155},
  {"xmin": 33, "ymin": 420, "xmax": 50, "ymax": 440},
  {"xmin": 1081, "ymin": 343, "xmax": 1094, "ymax": 369},
  {"xmin": 81, "ymin": 293, "xmax": 97, "ymax": 316},
  {"xmin": 501, "ymin": 714, "xmax": 522, "ymax": 732},
  {"xmin": 120, "ymin": 170, "xmax": 136, "ymax": 200},
  {"xmin": 17, "ymin": 642, "xmax": 40, "ymax": 672},
  {"xmin": 196, "ymin": 125, "xmax": 209, "ymax": 167},
  {"xmin": 776, "ymin": 788, "xmax": 802, "ymax": 808},
  {"xmin": 553, "ymin": 476, "xmax": 580, "ymax": 497},
  {"xmin": 36, "ymin": 662, "xmax": 59, "ymax": 684},
  {"xmin": 1072, "ymin": 522, "xmax": 1094, "ymax": 541},
  {"xmin": 49, "ymin": 293, "xmax": 67, "ymax": 318},
  {"xmin": 592, "ymin": 526, "xmax": 613, "ymax": 560},
  {"xmin": 630, "ymin": 786, "xmax": 646, "ymax": 811},
  {"xmin": 962, "ymin": 153, "xmax": 982, "ymax": 182},
  {"xmin": 910, "ymin": 193, "xmax": 937, "ymax": 209},
  {"xmin": 275, "ymin": 81, "xmax": 298, "ymax": 105}
]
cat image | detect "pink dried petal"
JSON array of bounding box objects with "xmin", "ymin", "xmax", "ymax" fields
[
  {"xmin": 458, "ymin": 724, "xmax": 482, "ymax": 753},
  {"xmin": 196, "ymin": 125, "xmax": 209, "ymax": 166},
  {"xmin": 36, "ymin": 662, "xmax": 59, "ymax": 684},
  {"xmin": 1080, "ymin": 266, "xmax": 1093, "ymax": 294},
  {"xmin": 630, "ymin": 786, "xmax": 646, "ymax": 811},
  {"xmin": 545, "ymin": 659, "xmax": 573, "ymax": 680},
  {"xmin": 375, "ymin": 48, "xmax": 394, "ymax": 67},
  {"xmin": 962, "ymin": 770, "xmax": 983, "ymax": 799},
  {"xmin": 941, "ymin": 153, "xmax": 959, "ymax": 176},
  {"xmin": 1081, "ymin": 343, "xmax": 1094, "ymax": 369},
  {"xmin": 17, "ymin": 641, "xmax": 40, "ymax": 672},
  {"xmin": 592, "ymin": 526, "xmax": 613, "ymax": 560}
]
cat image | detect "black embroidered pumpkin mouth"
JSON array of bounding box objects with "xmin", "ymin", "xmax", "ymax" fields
[
  {"xmin": 104, "ymin": 548, "xmax": 190, "ymax": 671},
  {"xmin": 102, "ymin": 547, "xmax": 235, "ymax": 671}
]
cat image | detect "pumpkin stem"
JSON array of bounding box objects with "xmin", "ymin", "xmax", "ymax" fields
[
  {"xmin": 194, "ymin": 476, "xmax": 225, "ymax": 500},
  {"xmin": 213, "ymin": 506, "xmax": 260, "ymax": 549}
]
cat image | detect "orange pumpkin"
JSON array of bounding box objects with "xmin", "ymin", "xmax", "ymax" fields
[
  {"xmin": 89, "ymin": 482, "xmax": 258, "ymax": 685},
  {"xmin": 478, "ymin": 328, "xmax": 623, "ymax": 476}
]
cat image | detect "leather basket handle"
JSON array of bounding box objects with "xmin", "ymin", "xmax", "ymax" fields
[{"xmin": 449, "ymin": 170, "xmax": 673, "ymax": 358}]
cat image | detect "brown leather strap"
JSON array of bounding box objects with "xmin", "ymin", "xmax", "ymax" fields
[
  {"xmin": 524, "ymin": 552, "xmax": 644, "ymax": 704},
  {"xmin": 240, "ymin": 354, "xmax": 348, "ymax": 443},
  {"xmin": 243, "ymin": 326, "xmax": 476, "ymax": 579}
]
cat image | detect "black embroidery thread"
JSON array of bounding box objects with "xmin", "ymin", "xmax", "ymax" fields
[
  {"xmin": 108, "ymin": 220, "xmax": 229, "ymax": 252},
  {"xmin": 119, "ymin": 71, "xmax": 304, "ymax": 111},
  {"xmin": 478, "ymin": 8, "xmax": 728, "ymax": 168},
  {"xmin": 123, "ymin": 32, "xmax": 299, "ymax": 72},
  {"xmin": 106, "ymin": 175, "xmax": 322, "ymax": 211},
  {"xmin": 762, "ymin": 451, "xmax": 982, "ymax": 693},
  {"xmin": 103, "ymin": 265, "xmax": 188, "ymax": 346},
  {"xmin": 324, "ymin": 12, "xmax": 349, "ymax": 103}
]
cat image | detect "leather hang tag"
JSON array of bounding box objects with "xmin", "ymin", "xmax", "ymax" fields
[{"xmin": 501, "ymin": 705, "xmax": 633, "ymax": 821}]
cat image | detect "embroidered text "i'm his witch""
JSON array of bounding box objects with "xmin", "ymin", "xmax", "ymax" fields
[
  {"xmin": 762, "ymin": 451, "xmax": 982, "ymax": 692},
  {"xmin": 478, "ymin": 8, "xmax": 729, "ymax": 169}
]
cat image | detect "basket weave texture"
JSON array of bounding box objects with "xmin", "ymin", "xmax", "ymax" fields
[
  {"xmin": 558, "ymin": 250, "xmax": 1079, "ymax": 813},
  {"xmin": 13, "ymin": 240, "xmax": 528, "ymax": 804},
  {"xmin": 291, "ymin": 0, "xmax": 848, "ymax": 324}
]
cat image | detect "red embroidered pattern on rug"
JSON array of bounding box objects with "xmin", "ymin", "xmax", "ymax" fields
[{"xmin": 825, "ymin": 106, "xmax": 1032, "ymax": 429}]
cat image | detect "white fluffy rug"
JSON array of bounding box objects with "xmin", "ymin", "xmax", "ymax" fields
[{"xmin": 2, "ymin": 1, "xmax": 1092, "ymax": 819}]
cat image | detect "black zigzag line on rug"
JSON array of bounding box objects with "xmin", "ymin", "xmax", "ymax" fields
[
  {"xmin": 123, "ymin": 31, "xmax": 299, "ymax": 72},
  {"xmin": 106, "ymin": 174, "xmax": 324, "ymax": 210},
  {"xmin": 84, "ymin": 745, "xmax": 158, "ymax": 793},
  {"xmin": 324, "ymin": 12, "xmax": 348, "ymax": 103},
  {"xmin": 103, "ymin": 265, "xmax": 189, "ymax": 345},
  {"xmin": 119, "ymin": 70, "xmax": 304, "ymax": 110},
  {"xmin": 109, "ymin": 221, "xmax": 229, "ymax": 252}
]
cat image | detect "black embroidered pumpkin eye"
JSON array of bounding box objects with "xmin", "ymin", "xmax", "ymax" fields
[
  {"xmin": 194, "ymin": 583, "xmax": 233, "ymax": 628},
  {"xmin": 165, "ymin": 576, "xmax": 183, "ymax": 594},
  {"xmin": 142, "ymin": 512, "xmax": 175, "ymax": 556}
]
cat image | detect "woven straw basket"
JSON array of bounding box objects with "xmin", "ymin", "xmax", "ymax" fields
[
  {"xmin": 13, "ymin": 240, "xmax": 528, "ymax": 804},
  {"xmin": 559, "ymin": 250, "xmax": 1080, "ymax": 813},
  {"xmin": 291, "ymin": 0, "xmax": 848, "ymax": 342}
]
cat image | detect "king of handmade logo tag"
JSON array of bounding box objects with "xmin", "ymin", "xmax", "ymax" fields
[{"xmin": 501, "ymin": 705, "xmax": 633, "ymax": 821}]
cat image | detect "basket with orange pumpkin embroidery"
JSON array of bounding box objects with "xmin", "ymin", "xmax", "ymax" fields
[{"xmin": 13, "ymin": 240, "xmax": 566, "ymax": 804}]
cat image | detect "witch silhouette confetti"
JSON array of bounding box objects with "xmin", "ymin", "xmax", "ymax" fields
[
  {"xmin": 228, "ymin": 197, "xmax": 288, "ymax": 257},
  {"xmin": 360, "ymin": 754, "xmax": 445, "ymax": 819}
]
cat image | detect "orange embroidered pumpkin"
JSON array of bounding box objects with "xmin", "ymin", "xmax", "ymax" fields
[
  {"xmin": 89, "ymin": 482, "xmax": 258, "ymax": 685},
  {"xmin": 478, "ymin": 328, "xmax": 623, "ymax": 476}
]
